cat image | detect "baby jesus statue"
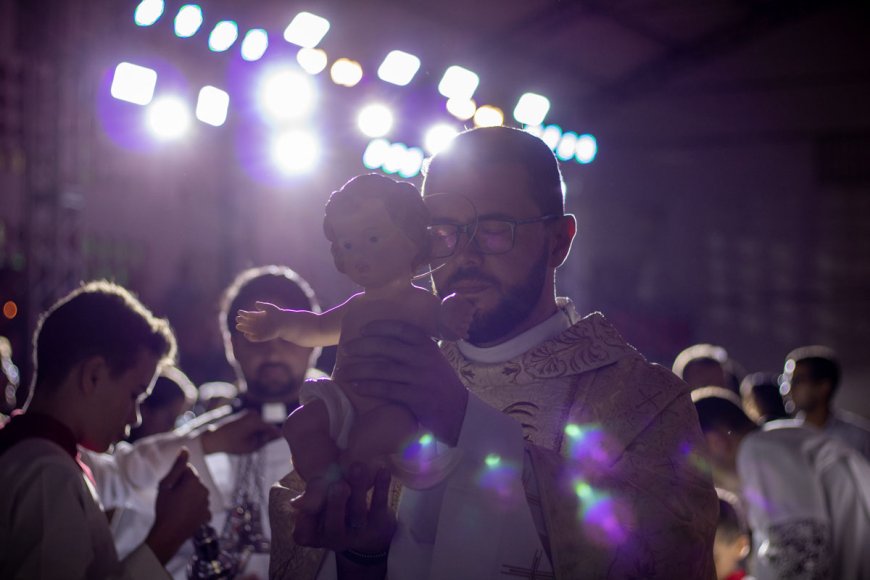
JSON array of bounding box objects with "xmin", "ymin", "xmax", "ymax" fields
[{"xmin": 236, "ymin": 174, "xmax": 473, "ymax": 512}]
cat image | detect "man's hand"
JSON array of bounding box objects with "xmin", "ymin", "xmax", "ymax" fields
[
  {"xmin": 293, "ymin": 464, "xmax": 395, "ymax": 555},
  {"xmin": 200, "ymin": 410, "xmax": 281, "ymax": 455},
  {"xmin": 236, "ymin": 301, "xmax": 285, "ymax": 343},
  {"xmin": 146, "ymin": 448, "xmax": 211, "ymax": 564},
  {"xmin": 337, "ymin": 320, "xmax": 469, "ymax": 446}
]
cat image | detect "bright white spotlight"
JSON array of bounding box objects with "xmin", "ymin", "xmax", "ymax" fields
[
  {"xmin": 382, "ymin": 142, "xmax": 407, "ymax": 174},
  {"xmin": 357, "ymin": 104, "xmax": 393, "ymax": 138},
  {"xmin": 473, "ymin": 105, "xmax": 503, "ymax": 128},
  {"xmin": 174, "ymin": 4, "xmax": 203, "ymax": 38},
  {"xmin": 208, "ymin": 21, "xmax": 238, "ymax": 52},
  {"xmin": 241, "ymin": 29, "xmax": 268, "ymax": 62},
  {"xmin": 399, "ymin": 147, "xmax": 425, "ymax": 178},
  {"xmin": 260, "ymin": 69, "xmax": 315, "ymax": 122},
  {"xmin": 330, "ymin": 58, "xmax": 363, "ymax": 87},
  {"xmin": 134, "ymin": 0, "xmax": 164, "ymax": 26},
  {"xmin": 283, "ymin": 12, "xmax": 330, "ymax": 48},
  {"xmin": 556, "ymin": 131, "xmax": 577, "ymax": 161},
  {"xmin": 575, "ymin": 134, "xmax": 598, "ymax": 164},
  {"xmin": 147, "ymin": 96, "xmax": 191, "ymax": 140},
  {"xmin": 377, "ymin": 50, "xmax": 421, "ymax": 86},
  {"xmin": 272, "ymin": 130, "xmax": 319, "ymax": 174},
  {"xmin": 297, "ymin": 48, "xmax": 328, "ymax": 75},
  {"xmin": 524, "ymin": 124, "xmax": 544, "ymax": 138},
  {"xmin": 541, "ymin": 124, "xmax": 562, "ymax": 150},
  {"xmin": 110, "ymin": 62, "xmax": 157, "ymax": 106},
  {"xmin": 445, "ymin": 97, "xmax": 476, "ymax": 121},
  {"xmin": 363, "ymin": 138, "xmax": 391, "ymax": 170},
  {"xmin": 424, "ymin": 124, "xmax": 458, "ymax": 155},
  {"xmin": 438, "ymin": 66, "xmax": 479, "ymax": 100},
  {"xmin": 196, "ymin": 86, "xmax": 229, "ymax": 127},
  {"xmin": 513, "ymin": 92, "xmax": 550, "ymax": 126}
]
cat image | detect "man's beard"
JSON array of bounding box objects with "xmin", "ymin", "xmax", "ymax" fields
[
  {"xmin": 443, "ymin": 247, "xmax": 549, "ymax": 345},
  {"xmin": 247, "ymin": 363, "xmax": 302, "ymax": 402}
]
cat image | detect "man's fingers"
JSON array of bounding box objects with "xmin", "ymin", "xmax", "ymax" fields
[
  {"xmin": 346, "ymin": 464, "xmax": 369, "ymax": 530},
  {"xmin": 160, "ymin": 447, "xmax": 190, "ymax": 488},
  {"xmin": 323, "ymin": 482, "xmax": 350, "ymax": 547},
  {"xmin": 370, "ymin": 468, "xmax": 391, "ymax": 515}
]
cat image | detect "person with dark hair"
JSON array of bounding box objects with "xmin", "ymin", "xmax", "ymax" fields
[
  {"xmin": 0, "ymin": 281, "xmax": 211, "ymax": 578},
  {"xmin": 692, "ymin": 386, "xmax": 870, "ymax": 580},
  {"xmin": 128, "ymin": 365, "xmax": 197, "ymax": 442},
  {"xmin": 673, "ymin": 343, "xmax": 743, "ymax": 394},
  {"xmin": 81, "ymin": 267, "xmax": 319, "ymax": 579},
  {"xmin": 271, "ymin": 127, "xmax": 718, "ymax": 580},
  {"xmin": 714, "ymin": 489, "xmax": 751, "ymax": 580},
  {"xmin": 237, "ymin": 174, "xmax": 472, "ymax": 520},
  {"xmin": 739, "ymin": 372, "xmax": 791, "ymax": 425},
  {"xmin": 783, "ymin": 345, "xmax": 870, "ymax": 460}
]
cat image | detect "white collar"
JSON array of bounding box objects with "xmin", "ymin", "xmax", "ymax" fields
[{"xmin": 457, "ymin": 300, "xmax": 575, "ymax": 364}]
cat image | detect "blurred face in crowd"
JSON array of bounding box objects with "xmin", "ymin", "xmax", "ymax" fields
[
  {"xmin": 682, "ymin": 360, "xmax": 728, "ymax": 390},
  {"xmin": 230, "ymin": 295, "xmax": 314, "ymax": 403},
  {"xmin": 784, "ymin": 361, "xmax": 830, "ymax": 413},
  {"xmin": 81, "ymin": 349, "xmax": 161, "ymax": 452}
]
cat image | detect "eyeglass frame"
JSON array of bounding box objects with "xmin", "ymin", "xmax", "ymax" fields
[{"xmin": 427, "ymin": 213, "xmax": 564, "ymax": 259}]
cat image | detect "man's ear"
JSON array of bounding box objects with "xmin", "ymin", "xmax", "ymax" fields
[
  {"xmin": 548, "ymin": 214, "xmax": 577, "ymax": 268},
  {"xmin": 78, "ymin": 355, "xmax": 108, "ymax": 395}
]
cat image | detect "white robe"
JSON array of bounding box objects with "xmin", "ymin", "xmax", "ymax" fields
[{"xmin": 0, "ymin": 438, "xmax": 167, "ymax": 579}]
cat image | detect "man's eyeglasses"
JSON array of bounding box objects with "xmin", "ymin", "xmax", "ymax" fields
[{"xmin": 427, "ymin": 214, "xmax": 562, "ymax": 259}]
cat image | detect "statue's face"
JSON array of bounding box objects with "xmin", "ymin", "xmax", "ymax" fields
[{"xmin": 329, "ymin": 198, "xmax": 418, "ymax": 290}]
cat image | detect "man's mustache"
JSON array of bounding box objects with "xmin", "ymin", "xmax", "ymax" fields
[{"xmin": 444, "ymin": 268, "xmax": 501, "ymax": 289}]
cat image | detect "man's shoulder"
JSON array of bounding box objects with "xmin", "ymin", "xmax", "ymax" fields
[
  {"xmin": 832, "ymin": 410, "xmax": 870, "ymax": 434},
  {"xmin": 0, "ymin": 439, "xmax": 81, "ymax": 494}
]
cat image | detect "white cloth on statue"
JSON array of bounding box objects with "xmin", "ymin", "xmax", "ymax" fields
[
  {"xmin": 737, "ymin": 419, "xmax": 870, "ymax": 580},
  {"xmin": 0, "ymin": 438, "xmax": 167, "ymax": 580},
  {"xmin": 83, "ymin": 408, "xmax": 293, "ymax": 580},
  {"xmin": 316, "ymin": 306, "xmax": 572, "ymax": 580}
]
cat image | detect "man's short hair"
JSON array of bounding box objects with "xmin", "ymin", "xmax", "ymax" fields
[
  {"xmin": 691, "ymin": 387, "xmax": 757, "ymax": 435},
  {"xmin": 422, "ymin": 126, "xmax": 565, "ymax": 216},
  {"xmin": 786, "ymin": 345, "xmax": 840, "ymax": 395},
  {"xmin": 32, "ymin": 280, "xmax": 176, "ymax": 393},
  {"xmin": 142, "ymin": 365, "xmax": 197, "ymax": 410},
  {"xmin": 672, "ymin": 344, "xmax": 729, "ymax": 379},
  {"xmin": 740, "ymin": 372, "xmax": 790, "ymax": 423},
  {"xmin": 219, "ymin": 265, "xmax": 319, "ymax": 346},
  {"xmin": 716, "ymin": 488, "xmax": 749, "ymax": 541}
]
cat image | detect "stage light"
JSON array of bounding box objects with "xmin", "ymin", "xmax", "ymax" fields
[
  {"xmin": 260, "ymin": 69, "xmax": 315, "ymax": 122},
  {"xmin": 382, "ymin": 142, "xmax": 407, "ymax": 174},
  {"xmin": 473, "ymin": 105, "xmax": 503, "ymax": 128},
  {"xmin": 438, "ymin": 66, "xmax": 479, "ymax": 100},
  {"xmin": 174, "ymin": 4, "xmax": 203, "ymax": 38},
  {"xmin": 399, "ymin": 146, "xmax": 424, "ymax": 178},
  {"xmin": 196, "ymin": 86, "xmax": 229, "ymax": 127},
  {"xmin": 134, "ymin": 0, "xmax": 164, "ymax": 26},
  {"xmin": 272, "ymin": 129, "xmax": 319, "ymax": 174},
  {"xmin": 424, "ymin": 124, "xmax": 458, "ymax": 155},
  {"xmin": 330, "ymin": 59, "xmax": 363, "ymax": 87},
  {"xmin": 241, "ymin": 29, "xmax": 268, "ymax": 62},
  {"xmin": 556, "ymin": 131, "xmax": 577, "ymax": 161},
  {"xmin": 146, "ymin": 96, "xmax": 191, "ymax": 140},
  {"xmin": 524, "ymin": 124, "xmax": 544, "ymax": 138},
  {"xmin": 357, "ymin": 104, "xmax": 393, "ymax": 138},
  {"xmin": 208, "ymin": 21, "xmax": 238, "ymax": 52},
  {"xmin": 541, "ymin": 124, "xmax": 562, "ymax": 150},
  {"xmin": 110, "ymin": 62, "xmax": 157, "ymax": 106},
  {"xmin": 297, "ymin": 48, "xmax": 327, "ymax": 75},
  {"xmin": 513, "ymin": 92, "xmax": 550, "ymax": 126},
  {"xmin": 575, "ymin": 134, "xmax": 598, "ymax": 164},
  {"xmin": 446, "ymin": 97, "xmax": 476, "ymax": 121},
  {"xmin": 283, "ymin": 12, "xmax": 330, "ymax": 48},
  {"xmin": 377, "ymin": 50, "xmax": 420, "ymax": 86},
  {"xmin": 363, "ymin": 138, "xmax": 391, "ymax": 169}
]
